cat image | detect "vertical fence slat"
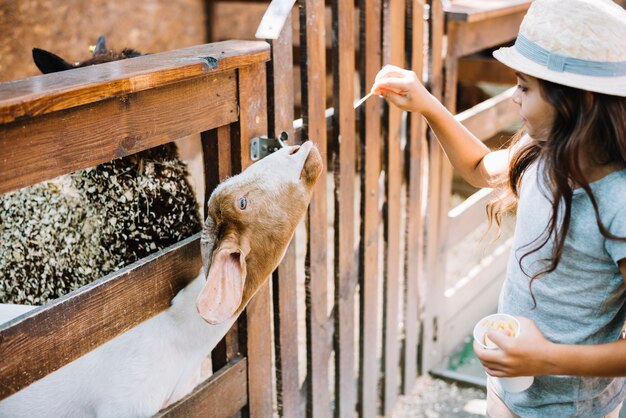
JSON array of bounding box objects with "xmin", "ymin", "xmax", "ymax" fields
[
  {"xmin": 381, "ymin": 0, "xmax": 406, "ymax": 414},
  {"xmin": 331, "ymin": 0, "xmax": 357, "ymax": 415},
  {"xmin": 265, "ymin": 12, "xmax": 304, "ymax": 418},
  {"xmin": 422, "ymin": 0, "xmax": 446, "ymax": 373},
  {"xmin": 357, "ymin": 0, "xmax": 382, "ymax": 414},
  {"xmin": 299, "ymin": 0, "xmax": 331, "ymax": 416},
  {"xmin": 402, "ymin": 0, "xmax": 426, "ymax": 394},
  {"xmin": 203, "ymin": 124, "xmax": 242, "ymax": 375},
  {"xmin": 202, "ymin": 125, "xmax": 232, "ymax": 222},
  {"xmin": 237, "ymin": 62, "xmax": 273, "ymax": 418}
]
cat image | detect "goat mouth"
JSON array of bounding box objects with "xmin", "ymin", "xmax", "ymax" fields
[{"xmin": 299, "ymin": 142, "xmax": 323, "ymax": 184}]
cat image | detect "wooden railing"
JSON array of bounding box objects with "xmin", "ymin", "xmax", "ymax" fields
[{"xmin": 0, "ymin": 40, "xmax": 270, "ymax": 416}]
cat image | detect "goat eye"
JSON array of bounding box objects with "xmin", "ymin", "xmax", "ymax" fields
[{"xmin": 238, "ymin": 197, "xmax": 247, "ymax": 210}]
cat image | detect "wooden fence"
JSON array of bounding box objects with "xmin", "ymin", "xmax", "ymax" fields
[
  {"xmin": 0, "ymin": 40, "xmax": 271, "ymax": 417},
  {"xmin": 0, "ymin": 0, "xmax": 528, "ymax": 416}
]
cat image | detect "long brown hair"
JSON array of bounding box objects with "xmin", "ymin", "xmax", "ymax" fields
[{"xmin": 488, "ymin": 79, "xmax": 626, "ymax": 306}]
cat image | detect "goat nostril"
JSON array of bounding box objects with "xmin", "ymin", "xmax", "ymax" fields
[{"xmin": 289, "ymin": 146, "xmax": 300, "ymax": 155}]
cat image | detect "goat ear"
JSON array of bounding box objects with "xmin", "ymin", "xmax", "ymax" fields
[
  {"xmin": 32, "ymin": 48, "xmax": 73, "ymax": 74},
  {"xmin": 196, "ymin": 245, "xmax": 247, "ymax": 325},
  {"xmin": 94, "ymin": 36, "xmax": 108, "ymax": 56},
  {"xmin": 200, "ymin": 216, "xmax": 217, "ymax": 273}
]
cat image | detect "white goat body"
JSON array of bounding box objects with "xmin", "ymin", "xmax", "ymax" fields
[{"xmin": 0, "ymin": 141, "xmax": 322, "ymax": 417}]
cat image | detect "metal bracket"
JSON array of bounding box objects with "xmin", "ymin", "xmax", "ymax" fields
[{"xmin": 250, "ymin": 132, "xmax": 289, "ymax": 161}]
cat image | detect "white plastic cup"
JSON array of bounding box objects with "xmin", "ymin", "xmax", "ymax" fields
[{"xmin": 473, "ymin": 313, "xmax": 534, "ymax": 393}]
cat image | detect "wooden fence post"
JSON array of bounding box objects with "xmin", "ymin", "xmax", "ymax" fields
[
  {"xmin": 299, "ymin": 0, "xmax": 331, "ymax": 416},
  {"xmin": 357, "ymin": 0, "xmax": 383, "ymax": 415}
]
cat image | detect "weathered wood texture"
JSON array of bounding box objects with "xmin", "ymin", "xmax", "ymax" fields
[
  {"xmin": 331, "ymin": 0, "xmax": 357, "ymax": 415},
  {"xmin": 0, "ymin": 41, "xmax": 270, "ymax": 195},
  {"xmin": 263, "ymin": 13, "xmax": 303, "ymax": 418},
  {"xmin": 156, "ymin": 358, "xmax": 248, "ymax": 418},
  {"xmin": 0, "ymin": 40, "xmax": 269, "ymax": 123},
  {"xmin": 422, "ymin": 0, "xmax": 446, "ymax": 374},
  {"xmin": 357, "ymin": 0, "xmax": 382, "ymax": 414},
  {"xmin": 0, "ymin": 0, "xmax": 207, "ymax": 82},
  {"xmin": 300, "ymin": 0, "xmax": 331, "ymax": 416},
  {"xmin": 402, "ymin": 0, "xmax": 426, "ymax": 396},
  {"xmin": 381, "ymin": 0, "xmax": 406, "ymax": 414}
]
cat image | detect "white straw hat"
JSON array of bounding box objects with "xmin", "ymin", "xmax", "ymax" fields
[{"xmin": 493, "ymin": 0, "xmax": 626, "ymax": 97}]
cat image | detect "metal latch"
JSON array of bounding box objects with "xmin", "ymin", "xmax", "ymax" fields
[{"xmin": 250, "ymin": 132, "xmax": 289, "ymax": 161}]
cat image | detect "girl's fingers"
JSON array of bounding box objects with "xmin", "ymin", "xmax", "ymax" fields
[
  {"xmin": 374, "ymin": 64, "xmax": 406, "ymax": 82},
  {"xmin": 372, "ymin": 78, "xmax": 412, "ymax": 96},
  {"xmin": 375, "ymin": 86, "xmax": 404, "ymax": 96},
  {"xmin": 484, "ymin": 367, "xmax": 508, "ymax": 378}
]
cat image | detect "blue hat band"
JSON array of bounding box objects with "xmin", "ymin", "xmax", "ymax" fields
[{"xmin": 515, "ymin": 34, "xmax": 626, "ymax": 77}]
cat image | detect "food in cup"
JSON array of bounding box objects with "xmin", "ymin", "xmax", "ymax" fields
[{"xmin": 484, "ymin": 318, "xmax": 517, "ymax": 348}]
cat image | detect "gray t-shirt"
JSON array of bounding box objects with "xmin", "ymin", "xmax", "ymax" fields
[{"xmin": 497, "ymin": 161, "xmax": 626, "ymax": 417}]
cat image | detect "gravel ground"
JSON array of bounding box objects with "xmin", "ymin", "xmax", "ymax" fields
[{"xmin": 392, "ymin": 375, "xmax": 487, "ymax": 418}]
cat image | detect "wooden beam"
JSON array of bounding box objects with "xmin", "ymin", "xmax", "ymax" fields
[
  {"xmin": 444, "ymin": 0, "xmax": 530, "ymax": 23},
  {"xmin": 156, "ymin": 357, "xmax": 248, "ymax": 418},
  {"xmin": 0, "ymin": 71, "xmax": 237, "ymax": 195},
  {"xmin": 0, "ymin": 40, "xmax": 270, "ymax": 124},
  {"xmin": 456, "ymin": 86, "xmax": 518, "ymax": 141},
  {"xmin": 446, "ymin": 11, "xmax": 526, "ymax": 57},
  {"xmin": 458, "ymin": 55, "xmax": 516, "ymax": 85}
]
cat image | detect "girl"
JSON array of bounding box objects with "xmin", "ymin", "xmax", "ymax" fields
[{"xmin": 371, "ymin": 0, "xmax": 626, "ymax": 416}]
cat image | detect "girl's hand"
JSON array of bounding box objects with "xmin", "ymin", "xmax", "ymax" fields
[
  {"xmin": 371, "ymin": 65, "xmax": 435, "ymax": 114},
  {"xmin": 473, "ymin": 317, "xmax": 557, "ymax": 377}
]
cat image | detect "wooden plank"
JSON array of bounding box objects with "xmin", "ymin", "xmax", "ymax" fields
[
  {"xmin": 402, "ymin": 0, "xmax": 426, "ymax": 396},
  {"xmin": 0, "ymin": 234, "xmax": 201, "ymax": 400},
  {"xmin": 156, "ymin": 357, "xmax": 248, "ymax": 418},
  {"xmin": 0, "ymin": 40, "xmax": 270, "ymax": 124},
  {"xmin": 0, "ymin": 71, "xmax": 238, "ymax": 195},
  {"xmin": 458, "ymin": 55, "xmax": 516, "ymax": 85},
  {"xmin": 446, "ymin": 11, "xmax": 526, "ymax": 57},
  {"xmin": 444, "ymin": 0, "xmax": 530, "ymax": 23},
  {"xmin": 444, "ymin": 240, "xmax": 511, "ymax": 320},
  {"xmin": 299, "ymin": 0, "xmax": 331, "ymax": 415},
  {"xmin": 202, "ymin": 125, "xmax": 233, "ymax": 218},
  {"xmin": 237, "ymin": 62, "xmax": 272, "ymax": 418},
  {"xmin": 381, "ymin": 0, "xmax": 405, "ymax": 413},
  {"xmin": 357, "ymin": 0, "xmax": 382, "ymax": 414},
  {"xmin": 202, "ymin": 124, "xmax": 241, "ymax": 372},
  {"xmin": 331, "ymin": 0, "xmax": 357, "ymax": 415},
  {"xmin": 265, "ymin": 13, "xmax": 303, "ymax": 418},
  {"xmin": 457, "ymin": 86, "xmax": 518, "ymax": 141},
  {"xmin": 446, "ymin": 188, "xmax": 495, "ymax": 248},
  {"xmin": 443, "ymin": 242, "xmax": 511, "ymax": 353},
  {"xmin": 421, "ymin": 0, "xmax": 445, "ymax": 374}
]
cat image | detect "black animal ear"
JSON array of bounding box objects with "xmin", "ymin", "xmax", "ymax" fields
[
  {"xmin": 93, "ymin": 36, "xmax": 108, "ymax": 56},
  {"xmin": 32, "ymin": 48, "xmax": 74, "ymax": 74}
]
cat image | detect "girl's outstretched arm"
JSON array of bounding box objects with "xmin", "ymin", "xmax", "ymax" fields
[
  {"xmin": 372, "ymin": 65, "xmax": 510, "ymax": 188},
  {"xmin": 474, "ymin": 260, "xmax": 626, "ymax": 378}
]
